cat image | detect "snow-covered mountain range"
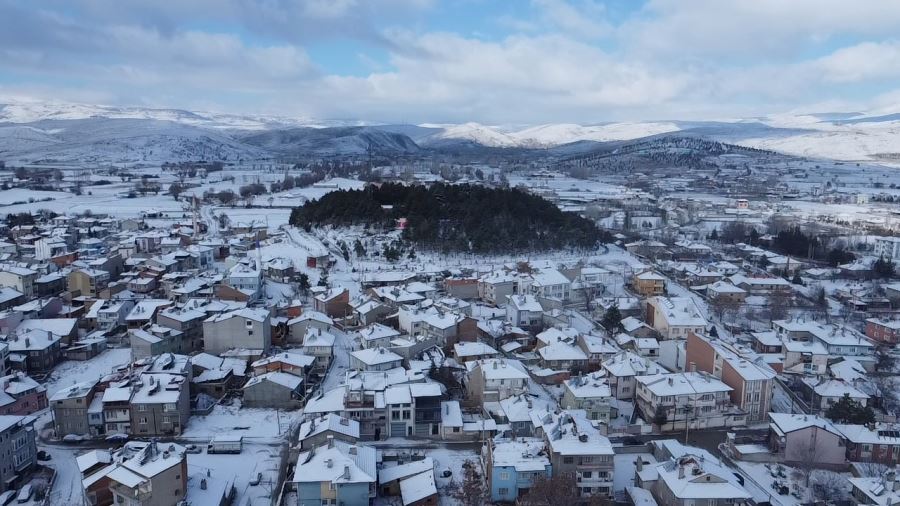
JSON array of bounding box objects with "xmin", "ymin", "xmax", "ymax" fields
[{"xmin": 1, "ymin": 98, "xmax": 899, "ymax": 164}]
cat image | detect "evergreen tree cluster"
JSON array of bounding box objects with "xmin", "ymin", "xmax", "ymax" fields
[{"xmin": 289, "ymin": 183, "xmax": 610, "ymax": 253}]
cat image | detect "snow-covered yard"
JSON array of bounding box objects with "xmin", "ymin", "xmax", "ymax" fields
[{"xmin": 182, "ymin": 400, "xmax": 296, "ymax": 441}]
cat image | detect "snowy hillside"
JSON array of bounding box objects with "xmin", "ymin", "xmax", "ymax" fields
[
  {"xmin": 0, "ymin": 98, "xmax": 898, "ymax": 163},
  {"xmin": 0, "ymin": 118, "xmax": 268, "ymax": 164}
]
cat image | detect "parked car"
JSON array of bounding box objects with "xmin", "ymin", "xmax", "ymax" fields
[
  {"xmin": 185, "ymin": 444, "xmax": 202, "ymax": 454},
  {"xmin": 36, "ymin": 450, "xmax": 51, "ymax": 461},
  {"xmin": 0, "ymin": 491, "xmax": 15, "ymax": 506},
  {"xmin": 249, "ymin": 473, "xmax": 262, "ymax": 486},
  {"xmin": 16, "ymin": 484, "xmax": 31, "ymax": 504}
]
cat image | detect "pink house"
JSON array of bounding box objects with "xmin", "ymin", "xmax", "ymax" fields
[{"xmin": 0, "ymin": 372, "xmax": 48, "ymax": 415}]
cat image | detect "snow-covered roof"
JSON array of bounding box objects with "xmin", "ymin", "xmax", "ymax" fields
[
  {"xmin": 243, "ymin": 371, "xmax": 302, "ymax": 391},
  {"xmin": 637, "ymin": 372, "xmax": 732, "ymax": 397},
  {"xmin": 768, "ymin": 412, "xmax": 841, "ymax": 437},
  {"xmin": 298, "ymin": 414, "xmax": 360, "ymax": 442},
  {"xmin": 400, "ymin": 470, "xmax": 437, "ymax": 505},
  {"xmin": 656, "ymin": 456, "xmax": 751, "ymax": 500},
  {"xmin": 648, "ymin": 296, "xmax": 707, "ymax": 327},
  {"xmin": 351, "ymin": 347, "xmax": 403, "ymax": 366},
  {"xmin": 491, "ymin": 439, "xmax": 550, "ymax": 471},
  {"xmin": 292, "ymin": 440, "xmax": 376, "ymax": 485},
  {"xmin": 564, "ymin": 372, "xmax": 611, "ymax": 399}
]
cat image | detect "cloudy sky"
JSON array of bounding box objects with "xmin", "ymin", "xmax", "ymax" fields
[{"xmin": 2, "ymin": 0, "xmax": 900, "ymax": 124}]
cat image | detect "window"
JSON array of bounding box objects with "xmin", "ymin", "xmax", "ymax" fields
[
  {"xmin": 498, "ymin": 488, "xmax": 509, "ymax": 496},
  {"xmin": 563, "ymin": 456, "xmax": 574, "ymax": 464},
  {"xmin": 499, "ymin": 472, "xmax": 510, "ymax": 480}
]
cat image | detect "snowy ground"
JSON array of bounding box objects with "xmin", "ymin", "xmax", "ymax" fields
[
  {"xmin": 37, "ymin": 444, "xmax": 83, "ymax": 505},
  {"xmin": 43, "ymin": 347, "xmax": 132, "ymax": 397},
  {"xmin": 182, "ymin": 399, "xmax": 295, "ymax": 442},
  {"xmin": 424, "ymin": 447, "xmax": 483, "ymax": 506}
]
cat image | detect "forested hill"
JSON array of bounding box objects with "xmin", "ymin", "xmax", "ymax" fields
[{"xmin": 289, "ymin": 183, "xmax": 610, "ymax": 253}]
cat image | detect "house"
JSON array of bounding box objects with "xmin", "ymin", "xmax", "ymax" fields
[
  {"xmin": 357, "ymin": 323, "xmax": 402, "ymax": 349},
  {"xmin": 50, "ymin": 380, "xmax": 97, "ymax": 436},
  {"xmin": 129, "ymin": 373, "xmax": 189, "ymax": 436},
  {"xmin": 644, "ymin": 297, "xmax": 708, "ymax": 340},
  {"xmin": 453, "ymin": 341, "xmax": 498, "ymax": 363},
  {"xmin": 632, "ymin": 271, "xmax": 666, "ymax": 296},
  {"xmin": 378, "ymin": 457, "xmax": 437, "ymax": 505},
  {"xmin": 530, "ymin": 268, "xmax": 571, "ymax": 301},
  {"xmin": 767, "ymin": 412, "xmax": 846, "ymax": 465},
  {"xmin": 314, "ymin": 287, "xmax": 351, "ymax": 319},
  {"xmin": 0, "ymin": 287, "xmax": 23, "ymax": 310},
  {"xmin": 648, "ymin": 454, "xmax": 751, "ymax": 506},
  {"xmin": 602, "ymin": 351, "xmax": 664, "ymax": 400},
  {"xmin": 227, "ymin": 259, "xmax": 262, "ymax": 301},
  {"xmin": 636, "ymin": 372, "xmax": 743, "ymax": 432},
  {"xmin": 297, "ymin": 414, "xmax": 360, "ymax": 450},
  {"xmin": 202, "ymin": 308, "xmax": 271, "ymax": 355},
  {"xmin": 485, "ymin": 439, "xmax": 551, "ymax": 503},
  {"xmin": 850, "ymin": 476, "xmax": 900, "ymax": 505},
  {"xmin": 156, "ymin": 306, "xmax": 206, "ymax": 353},
  {"xmin": 250, "ymin": 352, "xmax": 315, "ymax": 379},
  {"xmin": 706, "ymin": 281, "xmax": 747, "ymax": 303},
  {"xmin": 561, "ymin": 372, "xmax": 613, "ymax": 423},
  {"xmin": 67, "ymin": 268, "xmax": 110, "ymax": 297},
  {"xmin": 835, "ymin": 422, "xmax": 900, "ymax": 464},
  {"xmin": 130, "ymin": 326, "xmax": 184, "ymax": 359},
  {"xmin": 300, "ymin": 327, "xmax": 337, "ymax": 372},
  {"xmin": 242, "ymin": 371, "xmax": 304, "ymax": 409},
  {"xmin": 287, "ymin": 311, "xmax": 335, "ymax": 344},
  {"xmin": 466, "ymin": 359, "xmax": 529, "ymax": 403},
  {"xmin": 292, "ymin": 440, "xmax": 377, "ymax": 506},
  {"xmin": 478, "ymin": 271, "xmax": 517, "ymax": 306},
  {"xmin": 0, "ymin": 373, "xmax": 47, "ymax": 416},
  {"xmin": 5, "ymin": 329, "xmax": 63, "ymax": 373},
  {"xmin": 505, "ymin": 294, "xmax": 543, "ymax": 329},
  {"xmin": 685, "ymin": 333, "xmax": 776, "ymax": 422},
  {"xmin": 874, "ymin": 236, "xmax": 900, "ymax": 260},
  {"xmin": 351, "ymin": 298, "xmax": 391, "ymax": 327},
  {"xmin": 728, "ymin": 274, "xmax": 791, "ymax": 295},
  {"xmin": 532, "ymin": 409, "xmax": 614, "ymax": 498},
  {"xmin": 349, "ymin": 348, "xmax": 403, "ymax": 372},
  {"xmin": 804, "ymin": 378, "xmax": 869, "ymax": 413},
  {"xmin": 537, "ymin": 341, "xmax": 588, "ymax": 373},
  {"xmin": 866, "ymin": 318, "xmax": 900, "ymax": 345},
  {"xmin": 0, "ymin": 415, "xmax": 37, "ymax": 493},
  {"xmin": 0, "ymin": 266, "xmax": 37, "ymax": 297},
  {"xmin": 91, "ymin": 441, "xmax": 189, "ymax": 506}
]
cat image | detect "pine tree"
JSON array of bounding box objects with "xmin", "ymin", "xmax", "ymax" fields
[{"xmin": 601, "ymin": 305, "xmax": 623, "ymax": 333}]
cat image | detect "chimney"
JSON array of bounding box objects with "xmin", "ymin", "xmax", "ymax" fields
[
  {"xmin": 690, "ymin": 362, "xmax": 696, "ymax": 373},
  {"xmin": 326, "ymin": 458, "xmax": 333, "ymax": 468},
  {"xmin": 200, "ymin": 478, "xmax": 207, "ymax": 490},
  {"xmin": 343, "ymin": 465, "xmax": 351, "ymax": 481},
  {"xmin": 678, "ymin": 463, "xmax": 685, "ymax": 479},
  {"xmin": 636, "ymin": 458, "xmax": 643, "ymax": 472},
  {"xmin": 668, "ymin": 377, "xmax": 674, "ymax": 386},
  {"xmin": 349, "ymin": 445, "xmax": 357, "ymax": 455},
  {"xmin": 327, "ymin": 435, "xmax": 334, "ymax": 448}
]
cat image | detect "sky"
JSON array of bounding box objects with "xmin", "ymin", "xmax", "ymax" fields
[{"xmin": 2, "ymin": 0, "xmax": 900, "ymax": 125}]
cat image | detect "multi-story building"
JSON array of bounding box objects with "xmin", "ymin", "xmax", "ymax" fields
[
  {"xmin": 50, "ymin": 380, "xmax": 97, "ymax": 436},
  {"xmin": 201, "ymin": 308, "xmax": 271, "ymax": 355},
  {"xmin": 561, "ymin": 372, "xmax": 613, "ymax": 423},
  {"xmin": 636, "ymin": 372, "xmax": 744, "ymax": 432},
  {"xmin": 533, "ymin": 409, "xmax": 614, "ymax": 498},
  {"xmin": 465, "ymin": 359, "xmax": 529, "ymax": 403},
  {"xmin": 632, "ymin": 271, "xmax": 666, "ymax": 297},
  {"xmin": 0, "ymin": 373, "xmax": 47, "ymax": 416},
  {"xmin": 156, "ymin": 306, "xmax": 206, "ymax": 353},
  {"xmin": 292, "ymin": 440, "xmax": 376, "ymax": 506},
  {"xmin": 486, "ymin": 439, "xmax": 551, "ymax": 503},
  {"xmin": 0, "ymin": 415, "xmax": 37, "ymax": 493},
  {"xmin": 644, "ymin": 296, "xmax": 708, "ymax": 340},
  {"xmin": 685, "ymin": 332, "xmax": 776, "ymax": 422},
  {"xmin": 129, "ymin": 373, "xmax": 190, "ymax": 436},
  {"xmin": 0, "ymin": 266, "xmax": 37, "ymax": 297},
  {"xmin": 874, "ymin": 236, "xmax": 900, "ymax": 260},
  {"xmin": 865, "ymin": 318, "xmax": 900, "ymax": 345}
]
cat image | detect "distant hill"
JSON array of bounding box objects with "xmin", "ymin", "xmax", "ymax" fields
[
  {"xmin": 289, "ymin": 182, "xmax": 611, "ymax": 254},
  {"xmin": 239, "ymin": 126, "xmax": 421, "ymax": 156}
]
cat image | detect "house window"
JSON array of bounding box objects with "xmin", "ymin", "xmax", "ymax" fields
[
  {"xmin": 499, "ymin": 472, "xmax": 509, "ymax": 480},
  {"xmin": 564, "ymin": 457, "xmax": 574, "ymax": 464},
  {"xmin": 498, "ymin": 488, "xmax": 509, "ymax": 496}
]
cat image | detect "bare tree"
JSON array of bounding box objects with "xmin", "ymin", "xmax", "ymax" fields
[
  {"xmin": 518, "ymin": 472, "xmax": 580, "ymax": 505},
  {"xmin": 808, "ymin": 470, "xmax": 850, "ymax": 502},
  {"xmin": 449, "ymin": 460, "xmax": 487, "ymax": 506}
]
